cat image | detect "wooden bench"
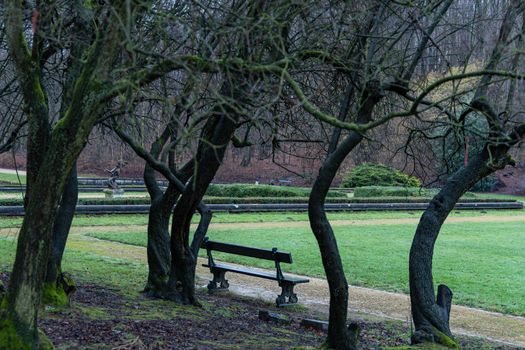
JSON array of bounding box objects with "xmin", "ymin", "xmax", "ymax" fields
[{"xmin": 201, "ymin": 238, "xmax": 309, "ymax": 306}]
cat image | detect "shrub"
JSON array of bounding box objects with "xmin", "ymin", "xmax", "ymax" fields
[{"xmin": 341, "ymin": 163, "xmax": 421, "ymax": 188}]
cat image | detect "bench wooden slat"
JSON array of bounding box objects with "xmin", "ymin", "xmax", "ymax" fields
[
  {"xmin": 202, "ymin": 240, "xmax": 293, "ymax": 263},
  {"xmin": 203, "ymin": 263, "xmax": 309, "ymax": 284}
]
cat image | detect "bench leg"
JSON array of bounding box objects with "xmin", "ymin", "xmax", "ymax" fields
[
  {"xmin": 207, "ymin": 269, "xmax": 229, "ymax": 291},
  {"xmin": 276, "ymin": 281, "xmax": 298, "ymax": 306}
]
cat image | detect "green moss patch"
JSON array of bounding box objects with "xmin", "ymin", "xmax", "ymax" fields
[
  {"xmin": 42, "ymin": 282, "xmax": 69, "ymax": 307},
  {"xmin": 0, "ymin": 314, "xmax": 30, "ymax": 350}
]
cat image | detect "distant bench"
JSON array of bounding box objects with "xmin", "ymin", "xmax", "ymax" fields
[{"xmin": 201, "ymin": 238, "xmax": 309, "ymax": 306}]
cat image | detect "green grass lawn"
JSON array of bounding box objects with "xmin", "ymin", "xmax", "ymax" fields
[
  {"xmin": 0, "ymin": 237, "xmax": 147, "ymax": 294},
  {"xmin": 0, "ymin": 209, "xmax": 523, "ymax": 229},
  {"xmin": 0, "ymin": 172, "xmax": 26, "ymax": 184},
  {"xmin": 475, "ymin": 193, "xmax": 525, "ymax": 201},
  {"xmin": 88, "ymin": 219, "xmax": 525, "ymax": 316}
]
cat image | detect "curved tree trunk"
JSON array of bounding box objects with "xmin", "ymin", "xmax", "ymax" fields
[
  {"xmin": 143, "ymin": 149, "xmax": 174, "ymax": 296},
  {"xmin": 141, "ymin": 115, "xmax": 181, "ymax": 296},
  {"xmin": 308, "ymin": 132, "xmax": 363, "ymax": 350},
  {"xmin": 43, "ymin": 164, "xmax": 79, "ymax": 306},
  {"xmin": 409, "ymin": 148, "xmax": 511, "ymax": 347},
  {"xmin": 113, "ymin": 122, "xmax": 216, "ymax": 305},
  {"xmin": 141, "ymin": 114, "xmax": 198, "ymax": 296},
  {"xmin": 146, "ymin": 184, "xmax": 211, "ymax": 300},
  {"xmin": 410, "ymin": 2, "xmax": 524, "ymax": 345},
  {"xmin": 166, "ymin": 110, "xmax": 238, "ymax": 305},
  {"xmin": 308, "ymin": 81, "xmax": 381, "ymax": 348}
]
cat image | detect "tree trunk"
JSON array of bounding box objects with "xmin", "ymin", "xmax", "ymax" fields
[
  {"xmin": 143, "ymin": 186, "xmax": 176, "ymax": 297},
  {"xmin": 141, "ymin": 118, "xmax": 179, "ymax": 296},
  {"xmin": 409, "ymin": 148, "xmax": 511, "ymax": 347},
  {"xmin": 0, "ymin": 30, "xmax": 108, "ymax": 347},
  {"xmin": 43, "ymin": 164, "xmax": 78, "ymax": 307},
  {"xmin": 308, "ymin": 79, "xmax": 381, "ymax": 349},
  {"xmin": 166, "ymin": 110, "xmax": 238, "ymax": 305},
  {"xmin": 409, "ymin": 2, "xmax": 524, "ymax": 343},
  {"xmin": 140, "ymin": 116, "xmax": 195, "ymax": 297},
  {"xmin": 308, "ymin": 132, "xmax": 363, "ymax": 350},
  {"xmin": 1, "ymin": 136, "xmax": 81, "ymax": 348}
]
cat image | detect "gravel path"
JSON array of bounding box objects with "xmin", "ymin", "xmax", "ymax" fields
[{"xmin": 0, "ymin": 168, "xmax": 26, "ymax": 175}]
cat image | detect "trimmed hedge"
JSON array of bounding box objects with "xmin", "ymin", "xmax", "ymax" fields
[
  {"xmin": 353, "ymin": 186, "xmax": 433, "ymax": 198},
  {"xmin": 205, "ymin": 184, "xmax": 346, "ymax": 198},
  {"xmin": 0, "ymin": 195, "xmax": 515, "ymax": 206},
  {"xmin": 0, "ymin": 196, "xmax": 347, "ymax": 206},
  {"xmin": 342, "ymin": 163, "xmax": 421, "ymax": 188},
  {"xmin": 0, "ymin": 197, "xmax": 151, "ymax": 206},
  {"xmin": 354, "ymin": 186, "xmax": 476, "ymax": 199},
  {"xmin": 206, "ymin": 196, "xmax": 349, "ymax": 204}
]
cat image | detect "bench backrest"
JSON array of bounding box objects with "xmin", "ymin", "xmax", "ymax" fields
[{"xmin": 202, "ymin": 239, "xmax": 293, "ymax": 264}]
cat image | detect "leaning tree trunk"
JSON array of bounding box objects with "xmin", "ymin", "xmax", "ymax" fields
[
  {"xmin": 113, "ymin": 121, "xmax": 214, "ymax": 303},
  {"xmin": 308, "ymin": 132, "xmax": 363, "ymax": 350},
  {"xmin": 43, "ymin": 164, "xmax": 78, "ymax": 306},
  {"xmin": 308, "ymin": 80, "xmax": 380, "ymax": 349},
  {"xmin": 409, "ymin": 2, "xmax": 524, "ymax": 343},
  {"xmin": 140, "ymin": 117, "xmax": 180, "ymax": 296},
  {"xmin": 141, "ymin": 119, "xmax": 197, "ymax": 296},
  {"xmin": 166, "ymin": 111, "xmax": 238, "ymax": 305},
  {"xmin": 409, "ymin": 148, "xmax": 512, "ymax": 347}
]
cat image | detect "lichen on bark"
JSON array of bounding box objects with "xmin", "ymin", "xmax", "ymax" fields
[{"xmin": 0, "ymin": 298, "xmax": 54, "ymax": 350}]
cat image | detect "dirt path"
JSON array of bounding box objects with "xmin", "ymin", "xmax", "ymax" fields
[
  {"xmin": 196, "ymin": 214, "xmax": 525, "ymax": 230},
  {"xmin": 50, "ymin": 227, "xmax": 525, "ymax": 348},
  {"xmin": 0, "ymin": 168, "xmax": 26, "ymax": 175},
  {"xmin": 2, "ymin": 213, "xmax": 523, "ymax": 237}
]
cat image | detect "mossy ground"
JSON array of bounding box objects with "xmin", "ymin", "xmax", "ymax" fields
[{"xmin": 433, "ymin": 328, "xmax": 460, "ymax": 349}]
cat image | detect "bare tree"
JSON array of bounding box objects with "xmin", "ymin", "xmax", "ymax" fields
[
  {"xmin": 0, "ymin": 1, "xmax": 228, "ymax": 346},
  {"xmin": 409, "ymin": 0, "xmax": 525, "ymax": 346},
  {"xmin": 265, "ymin": 1, "xmax": 524, "ymax": 348}
]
